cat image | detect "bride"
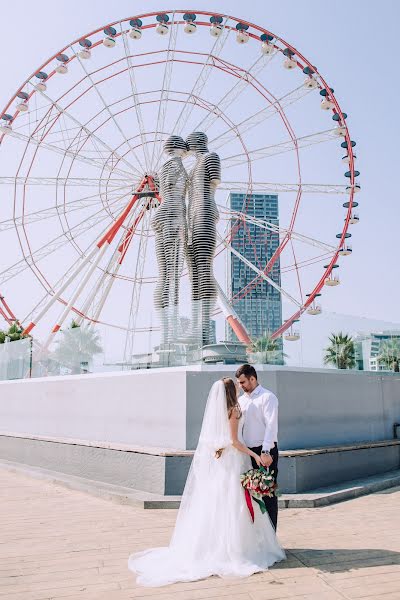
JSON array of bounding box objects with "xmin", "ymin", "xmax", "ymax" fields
[{"xmin": 128, "ymin": 378, "xmax": 286, "ymax": 587}]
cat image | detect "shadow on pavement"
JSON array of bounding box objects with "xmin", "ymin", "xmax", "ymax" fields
[{"xmin": 274, "ymin": 548, "xmax": 400, "ymax": 572}]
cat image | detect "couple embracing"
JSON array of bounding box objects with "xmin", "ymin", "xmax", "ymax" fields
[{"xmin": 128, "ymin": 364, "xmax": 286, "ymax": 587}]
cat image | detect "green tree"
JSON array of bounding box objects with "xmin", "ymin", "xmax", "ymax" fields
[
  {"xmin": 0, "ymin": 321, "xmax": 28, "ymax": 343},
  {"xmin": 377, "ymin": 339, "xmax": 400, "ymax": 372},
  {"xmin": 250, "ymin": 332, "xmax": 286, "ymax": 365},
  {"xmin": 324, "ymin": 332, "xmax": 356, "ymax": 369},
  {"xmin": 52, "ymin": 321, "xmax": 102, "ymax": 374}
]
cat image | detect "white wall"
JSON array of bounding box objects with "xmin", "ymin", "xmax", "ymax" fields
[
  {"xmin": 1, "ymin": 365, "xmax": 399, "ymax": 451},
  {"xmin": 0, "ymin": 369, "xmax": 188, "ymax": 449}
]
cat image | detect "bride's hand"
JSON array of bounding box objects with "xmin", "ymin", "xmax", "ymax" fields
[{"xmin": 253, "ymin": 454, "xmax": 262, "ymax": 467}]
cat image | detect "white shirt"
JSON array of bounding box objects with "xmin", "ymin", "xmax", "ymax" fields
[{"xmin": 239, "ymin": 384, "xmax": 278, "ymax": 451}]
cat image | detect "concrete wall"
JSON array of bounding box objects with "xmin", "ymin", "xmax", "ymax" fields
[
  {"xmin": 1, "ymin": 434, "xmax": 398, "ymax": 495},
  {"xmin": 0, "ymin": 434, "xmax": 194, "ymax": 495},
  {"xmin": 184, "ymin": 367, "xmax": 400, "ymax": 450},
  {"xmin": 0, "ymin": 365, "xmax": 399, "ymax": 451},
  {"xmin": 275, "ymin": 369, "xmax": 400, "ymax": 449},
  {"xmin": 0, "ymin": 368, "xmax": 187, "ymax": 449},
  {"xmin": 279, "ymin": 443, "xmax": 400, "ymax": 493}
]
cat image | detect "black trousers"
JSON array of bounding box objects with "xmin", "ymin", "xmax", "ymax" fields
[{"xmin": 250, "ymin": 443, "xmax": 278, "ymax": 531}]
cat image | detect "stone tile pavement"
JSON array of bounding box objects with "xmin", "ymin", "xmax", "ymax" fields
[{"xmin": 0, "ymin": 469, "xmax": 399, "ymax": 600}]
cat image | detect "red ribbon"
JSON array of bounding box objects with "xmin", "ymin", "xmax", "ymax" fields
[{"xmin": 244, "ymin": 488, "xmax": 254, "ymax": 523}]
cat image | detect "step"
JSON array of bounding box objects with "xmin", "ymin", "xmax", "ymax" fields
[{"xmin": 1, "ymin": 458, "xmax": 399, "ymax": 510}]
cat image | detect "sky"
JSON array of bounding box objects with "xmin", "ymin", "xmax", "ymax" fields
[{"xmin": 0, "ymin": 0, "xmax": 399, "ymax": 366}]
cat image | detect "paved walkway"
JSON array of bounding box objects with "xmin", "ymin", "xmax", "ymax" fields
[{"xmin": 0, "ymin": 469, "xmax": 399, "ymax": 600}]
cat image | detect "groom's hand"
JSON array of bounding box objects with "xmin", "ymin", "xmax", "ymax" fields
[{"xmin": 260, "ymin": 453, "xmax": 273, "ymax": 468}]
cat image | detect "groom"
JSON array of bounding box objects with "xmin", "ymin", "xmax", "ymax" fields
[{"xmin": 236, "ymin": 364, "xmax": 279, "ymax": 530}]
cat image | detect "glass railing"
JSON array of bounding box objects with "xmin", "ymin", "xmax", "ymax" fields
[
  {"xmin": 1, "ymin": 310, "xmax": 400, "ymax": 380},
  {"xmin": 0, "ymin": 337, "xmax": 32, "ymax": 380}
]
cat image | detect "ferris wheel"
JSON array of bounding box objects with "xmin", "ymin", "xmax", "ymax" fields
[{"xmin": 0, "ymin": 10, "xmax": 359, "ymax": 359}]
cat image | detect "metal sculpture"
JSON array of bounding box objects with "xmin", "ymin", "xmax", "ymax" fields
[
  {"xmin": 152, "ymin": 136, "xmax": 188, "ymax": 344},
  {"xmin": 185, "ymin": 131, "xmax": 221, "ymax": 346}
]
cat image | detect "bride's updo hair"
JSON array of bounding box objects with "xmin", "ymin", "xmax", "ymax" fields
[{"xmin": 222, "ymin": 377, "xmax": 242, "ymax": 419}]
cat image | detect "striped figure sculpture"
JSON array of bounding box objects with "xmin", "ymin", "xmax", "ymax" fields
[
  {"xmin": 152, "ymin": 136, "xmax": 188, "ymax": 345},
  {"xmin": 185, "ymin": 131, "xmax": 221, "ymax": 346}
]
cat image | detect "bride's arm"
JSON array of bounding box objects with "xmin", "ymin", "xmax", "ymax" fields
[{"xmin": 228, "ymin": 409, "xmax": 262, "ymax": 465}]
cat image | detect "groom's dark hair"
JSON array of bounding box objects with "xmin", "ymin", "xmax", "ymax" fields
[{"xmin": 235, "ymin": 364, "xmax": 257, "ymax": 380}]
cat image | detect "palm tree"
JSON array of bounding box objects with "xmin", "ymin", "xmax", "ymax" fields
[
  {"xmin": 250, "ymin": 332, "xmax": 286, "ymax": 365},
  {"xmin": 52, "ymin": 320, "xmax": 103, "ymax": 374},
  {"xmin": 324, "ymin": 332, "xmax": 356, "ymax": 369},
  {"xmin": 377, "ymin": 339, "xmax": 400, "ymax": 372}
]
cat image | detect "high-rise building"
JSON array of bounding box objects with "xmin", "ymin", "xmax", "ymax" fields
[
  {"xmin": 354, "ymin": 330, "xmax": 400, "ymax": 371},
  {"xmin": 227, "ymin": 193, "xmax": 282, "ymax": 342}
]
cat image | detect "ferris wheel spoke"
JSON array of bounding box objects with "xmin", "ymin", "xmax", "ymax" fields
[
  {"xmin": 217, "ymin": 233, "xmax": 302, "ymax": 308},
  {"xmin": 72, "ymin": 50, "xmax": 147, "ymax": 176},
  {"xmin": 1, "ymin": 214, "xmax": 107, "ymax": 287},
  {"xmin": 3, "ymin": 127, "xmax": 133, "ymax": 179},
  {"xmin": 0, "ymin": 176, "xmax": 132, "ymax": 187},
  {"xmin": 84, "ymin": 259, "xmax": 122, "ymax": 325},
  {"xmin": 284, "ymin": 232, "xmax": 336, "ymax": 254},
  {"xmin": 0, "ymin": 184, "xmax": 131, "ymax": 232},
  {"xmin": 170, "ymin": 16, "xmax": 231, "ymax": 140},
  {"xmin": 30, "ymin": 125, "xmax": 82, "ymax": 145},
  {"xmin": 59, "ymin": 111, "xmax": 72, "ymax": 153},
  {"xmin": 289, "ymin": 239, "xmax": 305, "ymax": 306},
  {"xmin": 120, "ymin": 24, "xmax": 152, "ymax": 172},
  {"xmin": 22, "ymin": 177, "xmax": 149, "ymax": 334},
  {"xmin": 194, "ymin": 49, "xmax": 279, "ymax": 133},
  {"xmin": 123, "ymin": 207, "xmax": 153, "ymax": 361},
  {"xmin": 44, "ymin": 243, "xmax": 111, "ymax": 342},
  {"xmin": 218, "ymin": 206, "xmax": 337, "ymax": 253},
  {"xmin": 25, "ymin": 83, "xmax": 141, "ymax": 177},
  {"xmin": 209, "ymin": 84, "xmax": 313, "ymax": 151},
  {"xmin": 11, "ymin": 101, "xmax": 54, "ymax": 134},
  {"xmin": 222, "ymin": 128, "xmax": 341, "ymax": 169},
  {"xmin": 85, "ymin": 202, "xmax": 151, "ymax": 325},
  {"xmin": 0, "ymin": 191, "xmax": 132, "ymax": 286},
  {"xmin": 22, "ymin": 217, "xmax": 126, "ymax": 326},
  {"xmin": 18, "ymin": 101, "xmax": 57, "ymax": 140},
  {"xmin": 219, "ymin": 181, "xmax": 349, "ymax": 194},
  {"xmin": 14, "ymin": 114, "xmax": 81, "ymax": 138},
  {"xmin": 280, "ymin": 252, "xmax": 333, "ymax": 273},
  {"xmin": 78, "ymin": 200, "xmax": 149, "ymax": 324},
  {"xmin": 150, "ymin": 11, "xmax": 179, "ymax": 172}
]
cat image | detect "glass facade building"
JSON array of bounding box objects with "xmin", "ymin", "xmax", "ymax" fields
[
  {"xmin": 354, "ymin": 330, "xmax": 400, "ymax": 371},
  {"xmin": 227, "ymin": 193, "xmax": 282, "ymax": 341}
]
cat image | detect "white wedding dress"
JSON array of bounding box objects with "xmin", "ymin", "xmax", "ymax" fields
[{"xmin": 128, "ymin": 381, "xmax": 286, "ymax": 587}]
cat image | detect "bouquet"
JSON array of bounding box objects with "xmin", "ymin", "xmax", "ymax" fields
[{"xmin": 240, "ymin": 466, "xmax": 279, "ymax": 522}]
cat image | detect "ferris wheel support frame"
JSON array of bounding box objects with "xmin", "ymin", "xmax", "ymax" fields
[
  {"xmin": 75, "ymin": 188, "xmax": 158, "ymax": 327},
  {"xmin": 215, "ymin": 283, "xmax": 252, "ymax": 346},
  {"xmin": 0, "ymin": 294, "xmax": 16, "ymax": 325},
  {"xmin": 22, "ymin": 177, "xmax": 147, "ymax": 335}
]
